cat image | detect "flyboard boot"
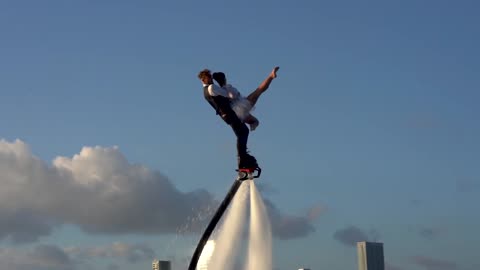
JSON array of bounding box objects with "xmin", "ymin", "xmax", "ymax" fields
[{"xmin": 236, "ymin": 153, "xmax": 261, "ymax": 181}]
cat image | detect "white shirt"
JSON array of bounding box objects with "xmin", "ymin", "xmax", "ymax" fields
[
  {"xmin": 223, "ymin": 84, "xmax": 242, "ymax": 100},
  {"xmin": 203, "ymin": 83, "xmax": 230, "ymax": 98}
]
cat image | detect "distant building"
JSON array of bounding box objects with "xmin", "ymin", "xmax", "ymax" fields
[
  {"xmin": 152, "ymin": 259, "xmax": 171, "ymax": 270},
  {"xmin": 357, "ymin": 241, "xmax": 384, "ymax": 270}
]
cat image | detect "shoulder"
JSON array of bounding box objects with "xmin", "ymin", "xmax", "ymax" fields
[
  {"xmin": 206, "ymin": 84, "xmax": 220, "ymax": 96},
  {"xmin": 206, "ymin": 84, "xmax": 214, "ymax": 96},
  {"xmin": 202, "ymin": 84, "xmax": 213, "ymax": 95}
]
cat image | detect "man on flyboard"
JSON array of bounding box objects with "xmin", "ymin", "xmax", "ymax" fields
[{"xmin": 198, "ymin": 67, "xmax": 279, "ymax": 178}]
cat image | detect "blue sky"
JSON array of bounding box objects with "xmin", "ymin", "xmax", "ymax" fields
[{"xmin": 0, "ymin": 1, "xmax": 479, "ymax": 270}]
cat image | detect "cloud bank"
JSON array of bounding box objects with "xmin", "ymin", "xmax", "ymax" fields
[
  {"xmin": 0, "ymin": 139, "xmax": 317, "ymax": 242},
  {"xmin": 0, "ymin": 139, "xmax": 213, "ymax": 242}
]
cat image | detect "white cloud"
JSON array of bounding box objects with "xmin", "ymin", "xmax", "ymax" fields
[{"xmin": 0, "ymin": 139, "xmax": 214, "ymax": 242}]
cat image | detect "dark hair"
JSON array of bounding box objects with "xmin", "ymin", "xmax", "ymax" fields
[{"xmin": 212, "ymin": 72, "xmax": 226, "ymax": 87}]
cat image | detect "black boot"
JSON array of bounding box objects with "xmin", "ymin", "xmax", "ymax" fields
[{"xmin": 238, "ymin": 153, "xmax": 258, "ymax": 169}]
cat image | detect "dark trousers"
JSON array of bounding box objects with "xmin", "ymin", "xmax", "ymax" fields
[{"xmin": 221, "ymin": 112, "xmax": 249, "ymax": 157}]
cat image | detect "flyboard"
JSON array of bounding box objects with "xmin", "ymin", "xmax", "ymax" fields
[{"xmin": 187, "ymin": 167, "xmax": 261, "ymax": 270}]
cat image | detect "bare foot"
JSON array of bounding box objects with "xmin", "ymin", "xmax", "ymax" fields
[{"xmin": 270, "ymin": 66, "xmax": 280, "ymax": 79}]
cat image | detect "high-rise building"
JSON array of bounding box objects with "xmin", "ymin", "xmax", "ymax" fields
[
  {"xmin": 152, "ymin": 259, "xmax": 171, "ymax": 270},
  {"xmin": 357, "ymin": 242, "xmax": 384, "ymax": 270}
]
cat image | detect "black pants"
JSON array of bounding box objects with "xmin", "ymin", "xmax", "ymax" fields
[{"xmin": 221, "ymin": 112, "xmax": 249, "ymax": 158}]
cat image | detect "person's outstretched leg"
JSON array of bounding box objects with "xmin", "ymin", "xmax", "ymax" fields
[{"xmin": 246, "ymin": 66, "xmax": 279, "ymax": 106}]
